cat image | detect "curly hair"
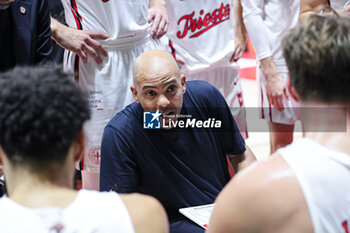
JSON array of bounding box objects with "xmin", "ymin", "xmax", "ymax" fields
[
  {"xmin": 282, "ymin": 15, "xmax": 350, "ymax": 103},
  {"xmin": 0, "ymin": 66, "xmax": 90, "ymax": 166}
]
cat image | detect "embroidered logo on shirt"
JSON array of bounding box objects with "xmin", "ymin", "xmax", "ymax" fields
[
  {"xmin": 176, "ymin": 3, "xmax": 230, "ymax": 39},
  {"xmin": 88, "ymin": 146, "xmax": 101, "ymax": 165}
]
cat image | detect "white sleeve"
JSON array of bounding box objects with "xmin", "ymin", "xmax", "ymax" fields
[{"xmin": 241, "ymin": 0, "xmax": 272, "ymax": 60}]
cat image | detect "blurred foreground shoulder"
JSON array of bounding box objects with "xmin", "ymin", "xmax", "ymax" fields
[
  {"xmin": 207, "ymin": 155, "xmax": 310, "ymax": 233},
  {"xmin": 121, "ymin": 193, "xmax": 169, "ymax": 233}
]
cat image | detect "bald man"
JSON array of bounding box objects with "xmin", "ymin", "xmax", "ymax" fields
[{"xmin": 100, "ymin": 50, "xmax": 256, "ymax": 233}]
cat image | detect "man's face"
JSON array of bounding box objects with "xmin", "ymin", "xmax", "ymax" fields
[{"xmin": 131, "ymin": 61, "xmax": 186, "ymax": 128}]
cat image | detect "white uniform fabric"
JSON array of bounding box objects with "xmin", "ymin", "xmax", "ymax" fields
[
  {"xmin": 258, "ymin": 69, "xmax": 300, "ymax": 124},
  {"xmin": 242, "ymin": 0, "xmax": 300, "ymax": 124},
  {"xmin": 61, "ymin": 0, "xmax": 163, "ymax": 189},
  {"xmin": 166, "ymin": 0, "xmax": 247, "ymax": 137},
  {"xmin": 279, "ymin": 138, "xmax": 350, "ymax": 233},
  {"xmin": 0, "ymin": 190, "xmax": 135, "ymax": 233},
  {"xmin": 330, "ymin": 0, "xmax": 350, "ymax": 9}
]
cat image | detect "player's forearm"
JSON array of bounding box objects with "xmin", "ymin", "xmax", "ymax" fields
[
  {"xmin": 149, "ymin": 0, "xmax": 166, "ymax": 8},
  {"xmin": 50, "ymin": 17, "xmax": 66, "ymax": 43},
  {"xmin": 237, "ymin": 146, "xmax": 256, "ymax": 172},
  {"xmin": 233, "ymin": 0, "xmax": 247, "ymax": 41},
  {"xmin": 260, "ymin": 57, "xmax": 280, "ymax": 81},
  {"xmin": 227, "ymin": 146, "xmax": 257, "ymax": 173}
]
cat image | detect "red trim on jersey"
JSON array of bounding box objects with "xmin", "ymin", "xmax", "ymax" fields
[
  {"xmin": 260, "ymin": 86, "xmax": 265, "ymax": 119},
  {"xmin": 74, "ymin": 56, "xmax": 83, "ymax": 171},
  {"xmin": 70, "ymin": 9, "xmax": 80, "ymax": 30},
  {"xmin": 169, "ymin": 40, "xmax": 177, "ymax": 60},
  {"xmin": 328, "ymin": 0, "xmax": 331, "ymax": 6},
  {"xmin": 69, "ymin": 0, "xmax": 83, "ymax": 169},
  {"xmin": 70, "ymin": 0, "xmax": 83, "ymax": 31},
  {"xmin": 71, "ymin": 0, "xmax": 82, "ymax": 22}
]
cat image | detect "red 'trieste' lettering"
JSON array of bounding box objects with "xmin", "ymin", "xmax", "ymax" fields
[{"xmin": 176, "ymin": 3, "xmax": 230, "ymax": 39}]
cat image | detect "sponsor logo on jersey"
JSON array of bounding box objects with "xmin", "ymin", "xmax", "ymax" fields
[{"xmin": 176, "ymin": 3, "xmax": 230, "ymax": 39}]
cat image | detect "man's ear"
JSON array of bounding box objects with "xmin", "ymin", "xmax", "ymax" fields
[
  {"xmin": 181, "ymin": 75, "xmax": 186, "ymax": 94},
  {"xmin": 73, "ymin": 130, "xmax": 86, "ymax": 163},
  {"xmin": 287, "ymin": 77, "xmax": 299, "ymax": 102},
  {"xmin": 130, "ymin": 85, "xmax": 140, "ymax": 103}
]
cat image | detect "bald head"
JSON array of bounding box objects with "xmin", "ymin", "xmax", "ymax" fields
[{"xmin": 133, "ymin": 50, "xmax": 180, "ymax": 86}]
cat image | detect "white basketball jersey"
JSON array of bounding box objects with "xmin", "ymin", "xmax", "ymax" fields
[
  {"xmin": 279, "ymin": 138, "xmax": 350, "ymax": 233},
  {"xmin": 61, "ymin": 0, "xmax": 150, "ymax": 45},
  {"xmin": 242, "ymin": 0, "xmax": 299, "ymax": 72},
  {"xmin": 330, "ymin": 0, "xmax": 350, "ymax": 9},
  {"xmin": 0, "ymin": 190, "xmax": 135, "ymax": 233},
  {"xmin": 166, "ymin": 0, "xmax": 237, "ymax": 73}
]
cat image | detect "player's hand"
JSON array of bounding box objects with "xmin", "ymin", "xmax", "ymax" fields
[
  {"xmin": 148, "ymin": 2, "xmax": 169, "ymax": 39},
  {"xmin": 266, "ymin": 75, "xmax": 288, "ymax": 111},
  {"xmin": 56, "ymin": 28, "xmax": 110, "ymax": 64},
  {"xmin": 230, "ymin": 31, "xmax": 247, "ymax": 62},
  {"xmin": 261, "ymin": 57, "xmax": 288, "ymax": 111},
  {"xmin": 52, "ymin": 21, "xmax": 110, "ymax": 64}
]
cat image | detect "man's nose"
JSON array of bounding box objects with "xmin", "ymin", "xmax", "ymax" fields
[{"xmin": 157, "ymin": 94, "xmax": 170, "ymax": 108}]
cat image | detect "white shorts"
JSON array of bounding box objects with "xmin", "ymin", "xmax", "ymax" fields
[
  {"xmin": 258, "ymin": 66, "xmax": 300, "ymax": 125},
  {"xmin": 65, "ymin": 36, "xmax": 162, "ymax": 190},
  {"xmin": 185, "ymin": 66, "xmax": 248, "ymax": 139}
]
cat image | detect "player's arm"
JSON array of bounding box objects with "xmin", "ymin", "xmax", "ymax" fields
[
  {"xmin": 227, "ymin": 145, "xmax": 256, "ymax": 173},
  {"xmin": 121, "ymin": 193, "xmax": 169, "ymax": 233},
  {"xmin": 50, "ymin": 17, "xmax": 110, "ymax": 64},
  {"xmin": 241, "ymin": 0, "xmax": 288, "ymax": 110},
  {"xmin": 231, "ymin": 0, "xmax": 247, "ymax": 62},
  {"xmin": 148, "ymin": 0, "xmax": 169, "ymax": 39},
  {"xmin": 100, "ymin": 126, "xmax": 139, "ymax": 193}
]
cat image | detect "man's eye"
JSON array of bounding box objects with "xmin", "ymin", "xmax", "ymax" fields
[
  {"xmin": 145, "ymin": 91, "xmax": 156, "ymax": 97},
  {"xmin": 167, "ymin": 86, "xmax": 177, "ymax": 92}
]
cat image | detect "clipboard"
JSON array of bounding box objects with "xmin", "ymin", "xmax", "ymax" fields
[{"xmin": 179, "ymin": 204, "xmax": 215, "ymax": 229}]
